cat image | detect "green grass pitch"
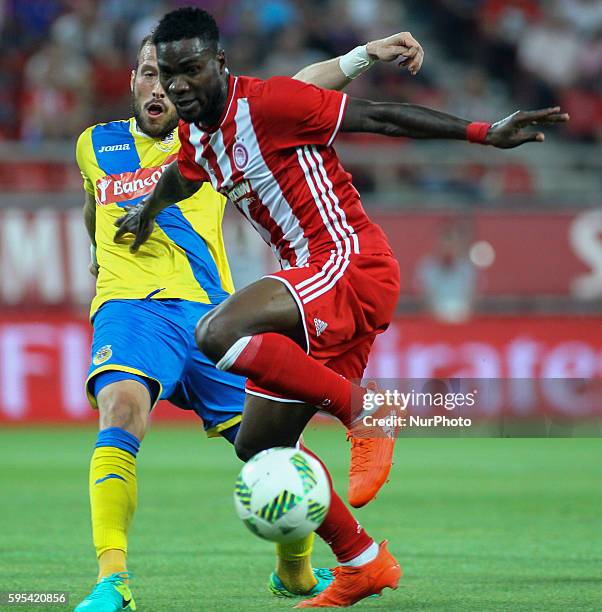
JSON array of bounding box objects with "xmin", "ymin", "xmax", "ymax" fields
[{"xmin": 0, "ymin": 425, "xmax": 600, "ymax": 611}]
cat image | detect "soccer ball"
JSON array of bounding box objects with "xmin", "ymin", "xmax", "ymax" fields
[{"xmin": 234, "ymin": 447, "xmax": 331, "ymax": 543}]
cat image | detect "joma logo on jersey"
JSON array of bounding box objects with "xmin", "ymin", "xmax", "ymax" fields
[
  {"xmin": 97, "ymin": 144, "xmax": 131, "ymax": 153},
  {"xmin": 95, "ymin": 155, "xmax": 177, "ymax": 205}
]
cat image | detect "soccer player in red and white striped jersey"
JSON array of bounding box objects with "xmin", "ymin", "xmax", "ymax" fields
[{"xmin": 116, "ymin": 7, "xmax": 568, "ymax": 607}]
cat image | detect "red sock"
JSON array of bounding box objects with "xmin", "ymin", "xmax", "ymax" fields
[
  {"xmin": 301, "ymin": 443, "xmax": 374, "ymax": 563},
  {"xmin": 220, "ymin": 333, "xmax": 365, "ymax": 427}
]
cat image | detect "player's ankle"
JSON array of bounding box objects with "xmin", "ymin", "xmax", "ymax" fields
[
  {"xmin": 340, "ymin": 541, "xmax": 379, "ymax": 567},
  {"xmin": 276, "ymin": 558, "xmax": 317, "ymax": 594},
  {"xmin": 97, "ymin": 549, "xmax": 127, "ymax": 581}
]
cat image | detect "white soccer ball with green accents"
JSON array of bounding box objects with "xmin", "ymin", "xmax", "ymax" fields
[{"xmin": 234, "ymin": 447, "xmax": 331, "ymax": 543}]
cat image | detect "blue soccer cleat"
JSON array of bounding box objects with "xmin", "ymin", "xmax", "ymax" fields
[
  {"xmin": 74, "ymin": 572, "xmax": 136, "ymax": 611},
  {"xmin": 269, "ymin": 568, "xmax": 334, "ymax": 598}
]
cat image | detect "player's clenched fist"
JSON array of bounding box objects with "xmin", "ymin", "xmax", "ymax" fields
[
  {"xmin": 114, "ymin": 203, "xmax": 155, "ymax": 253},
  {"xmin": 367, "ymin": 32, "xmax": 424, "ymax": 75}
]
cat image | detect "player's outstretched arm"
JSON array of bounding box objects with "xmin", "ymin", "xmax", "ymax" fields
[
  {"xmin": 293, "ymin": 32, "xmax": 424, "ymax": 91},
  {"xmin": 114, "ymin": 160, "xmax": 202, "ymax": 253},
  {"xmin": 341, "ymin": 100, "xmax": 569, "ymax": 148}
]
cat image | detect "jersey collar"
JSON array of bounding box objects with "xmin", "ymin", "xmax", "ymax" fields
[
  {"xmin": 131, "ymin": 117, "xmax": 153, "ymax": 139},
  {"xmin": 131, "ymin": 117, "xmax": 176, "ymax": 149}
]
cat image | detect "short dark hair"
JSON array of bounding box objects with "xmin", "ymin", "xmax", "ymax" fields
[
  {"xmin": 134, "ymin": 34, "xmax": 154, "ymax": 71},
  {"xmin": 152, "ymin": 7, "xmax": 220, "ymax": 51}
]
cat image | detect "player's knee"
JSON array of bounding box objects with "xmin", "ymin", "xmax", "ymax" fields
[
  {"xmin": 195, "ymin": 310, "xmax": 237, "ymax": 362},
  {"xmin": 97, "ymin": 383, "xmax": 150, "ymax": 440},
  {"xmin": 234, "ymin": 432, "xmax": 284, "ymax": 462},
  {"xmin": 234, "ymin": 437, "xmax": 259, "ymax": 462}
]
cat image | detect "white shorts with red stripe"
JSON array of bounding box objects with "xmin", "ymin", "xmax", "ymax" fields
[{"xmin": 245, "ymin": 252, "xmax": 401, "ymax": 402}]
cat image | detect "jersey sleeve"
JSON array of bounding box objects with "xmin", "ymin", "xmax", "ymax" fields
[
  {"xmin": 75, "ymin": 128, "xmax": 95, "ymax": 195},
  {"xmin": 177, "ymin": 121, "xmax": 210, "ymax": 183},
  {"xmin": 256, "ymin": 76, "xmax": 348, "ymax": 149}
]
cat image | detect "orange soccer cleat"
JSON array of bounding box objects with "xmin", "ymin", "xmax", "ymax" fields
[
  {"xmin": 347, "ymin": 386, "xmax": 399, "ymax": 508},
  {"xmin": 347, "ymin": 433, "xmax": 396, "ymax": 508},
  {"xmin": 295, "ymin": 541, "xmax": 402, "ymax": 608}
]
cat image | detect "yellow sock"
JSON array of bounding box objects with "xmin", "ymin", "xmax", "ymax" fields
[
  {"xmin": 89, "ymin": 446, "xmax": 137, "ymax": 579},
  {"xmin": 276, "ymin": 533, "xmax": 317, "ymax": 594}
]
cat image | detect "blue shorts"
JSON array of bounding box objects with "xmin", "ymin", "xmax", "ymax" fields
[{"xmin": 86, "ymin": 298, "xmax": 245, "ymax": 437}]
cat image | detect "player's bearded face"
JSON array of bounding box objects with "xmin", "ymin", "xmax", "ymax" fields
[
  {"xmin": 132, "ymin": 44, "xmax": 179, "ymax": 139},
  {"xmin": 156, "ymin": 39, "xmax": 228, "ymax": 126}
]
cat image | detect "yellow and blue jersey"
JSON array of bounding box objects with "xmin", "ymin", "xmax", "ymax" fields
[{"xmin": 76, "ymin": 118, "xmax": 234, "ymax": 318}]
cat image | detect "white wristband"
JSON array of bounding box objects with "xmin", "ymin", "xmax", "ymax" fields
[
  {"xmin": 339, "ymin": 44, "xmax": 376, "ymax": 80},
  {"xmin": 90, "ymin": 244, "xmax": 98, "ymax": 267}
]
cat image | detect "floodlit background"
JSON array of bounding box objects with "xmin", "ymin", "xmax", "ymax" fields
[{"xmin": 0, "ymin": 2, "xmax": 601, "ymax": 610}]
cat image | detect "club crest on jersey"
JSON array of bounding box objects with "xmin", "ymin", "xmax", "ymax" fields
[
  {"xmin": 233, "ymin": 142, "xmax": 249, "ymax": 170},
  {"xmin": 93, "ymin": 345, "xmax": 113, "ymax": 365},
  {"xmin": 156, "ymin": 131, "xmax": 175, "ymax": 152}
]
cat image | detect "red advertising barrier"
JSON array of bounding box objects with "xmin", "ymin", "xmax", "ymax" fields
[
  {"xmin": 364, "ymin": 316, "xmax": 602, "ymax": 419},
  {"xmin": 1, "ymin": 208, "xmax": 602, "ymax": 307},
  {"xmin": 365, "ymin": 316, "xmax": 602, "ymax": 379},
  {"xmin": 370, "ymin": 209, "xmax": 602, "ymax": 297},
  {"xmin": 0, "ymin": 311, "xmax": 195, "ymax": 424},
  {"xmin": 0, "ymin": 312, "xmax": 600, "ymax": 423}
]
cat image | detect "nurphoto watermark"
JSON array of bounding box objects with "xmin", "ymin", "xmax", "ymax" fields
[{"xmin": 350, "ymin": 378, "xmax": 602, "ymax": 437}]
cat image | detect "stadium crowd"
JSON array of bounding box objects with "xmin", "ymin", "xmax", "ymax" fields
[{"xmin": 0, "ymin": 0, "xmax": 601, "ymax": 143}]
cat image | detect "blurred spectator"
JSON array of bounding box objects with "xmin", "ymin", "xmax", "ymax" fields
[
  {"xmin": 21, "ymin": 40, "xmax": 90, "ymax": 141},
  {"xmin": 100, "ymin": 0, "xmax": 159, "ymax": 24},
  {"xmin": 1, "ymin": 0, "xmax": 601, "ymax": 143},
  {"xmin": 517, "ymin": 15, "xmax": 582, "ymax": 89},
  {"xmin": 479, "ymin": 0, "xmax": 540, "ymax": 45},
  {"xmin": 415, "ymin": 221, "xmax": 478, "ymax": 323},
  {"xmin": 251, "ymin": 0, "xmax": 298, "ymax": 34},
  {"xmin": 0, "ymin": 47, "xmax": 24, "ymax": 139},
  {"xmin": 579, "ymin": 30, "xmax": 602, "ymax": 88},
  {"xmin": 555, "ymin": 0, "xmax": 602, "ymax": 40},
  {"xmin": 90, "ymin": 45, "xmax": 132, "ymax": 123},
  {"xmin": 128, "ymin": 1, "xmax": 170, "ymax": 58},
  {"xmin": 260, "ymin": 26, "xmax": 326, "ymax": 77},
  {"xmin": 8, "ymin": 0, "xmax": 64, "ymax": 50},
  {"xmin": 447, "ymin": 67, "xmax": 506, "ymax": 122},
  {"xmin": 560, "ymin": 88, "xmax": 602, "ymax": 142},
  {"xmin": 345, "ymin": 0, "xmax": 406, "ymax": 41},
  {"xmin": 51, "ymin": 0, "xmax": 117, "ymax": 58}
]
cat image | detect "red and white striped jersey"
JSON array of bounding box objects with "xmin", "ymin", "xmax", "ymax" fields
[{"xmin": 178, "ymin": 74, "xmax": 391, "ymax": 269}]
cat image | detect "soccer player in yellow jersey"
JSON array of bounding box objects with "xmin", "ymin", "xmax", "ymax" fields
[{"xmin": 74, "ymin": 30, "xmax": 424, "ymax": 611}]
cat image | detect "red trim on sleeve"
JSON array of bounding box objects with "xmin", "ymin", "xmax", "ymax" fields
[{"xmin": 327, "ymin": 93, "xmax": 348, "ymax": 147}]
